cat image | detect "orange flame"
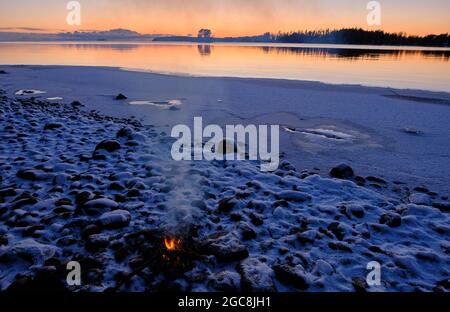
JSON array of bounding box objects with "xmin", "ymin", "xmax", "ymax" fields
[{"xmin": 164, "ymin": 238, "xmax": 179, "ymax": 251}]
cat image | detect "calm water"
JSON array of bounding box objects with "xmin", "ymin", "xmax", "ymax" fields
[{"xmin": 1, "ymin": 41, "xmax": 450, "ymax": 92}]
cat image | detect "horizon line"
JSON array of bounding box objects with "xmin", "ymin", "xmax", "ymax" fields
[{"xmin": 1, "ymin": 27, "xmax": 449, "ymax": 38}]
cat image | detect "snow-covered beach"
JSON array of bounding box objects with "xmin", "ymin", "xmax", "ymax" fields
[{"xmin": 0, "ymin": 65, "xmax": 449, "ymax": 292}]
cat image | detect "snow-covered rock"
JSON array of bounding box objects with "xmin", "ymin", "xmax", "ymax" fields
[{"xmin": 98, "ymin": 210, "xmax": 131, "ymax": 229}]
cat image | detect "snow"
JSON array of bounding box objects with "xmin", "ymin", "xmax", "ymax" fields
[{"xmin": 0, "ymin": 65, "xmax": 449, "ymax": 292}]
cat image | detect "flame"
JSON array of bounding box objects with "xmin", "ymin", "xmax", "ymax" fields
[{"xmin": 164, "ymin": 238, "xmax": 179, "ymax": 251}]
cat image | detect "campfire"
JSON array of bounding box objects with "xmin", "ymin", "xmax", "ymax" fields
[
  {"xmin": 164, "ymin": 237, "xmax": 181, "ymax": 251},
  {"xmin": 113, "ymin": 226, "xmax": 201, "ymax": 290}
]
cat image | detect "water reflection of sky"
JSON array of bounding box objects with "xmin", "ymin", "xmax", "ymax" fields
[{"xmin": 1, "ymin": 42, "xmax": 449, "ymax": 91}]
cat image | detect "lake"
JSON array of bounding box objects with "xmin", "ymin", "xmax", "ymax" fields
[{"xmin": 1, "ymin": 41, "xmax": 450, "ymax": 92}]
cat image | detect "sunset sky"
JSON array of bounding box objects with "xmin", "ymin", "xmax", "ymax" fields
[{"xmin": 0, "ymin": 0, "xmax": 449, "ymax": 36}]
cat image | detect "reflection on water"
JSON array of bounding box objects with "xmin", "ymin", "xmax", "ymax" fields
[
  {"xmin": 1, "ymin": 42, "xmax": 449, "ymax": 91},
  {"xmin": 197, "ymin": 44, "xmax": 212, "ymax": 56},
  {"xmin": 259, "ymin": 46, "xmax": 450, "ymax": 61}
]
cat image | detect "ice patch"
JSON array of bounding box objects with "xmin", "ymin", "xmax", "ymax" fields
[
  {"xmin": 15, "ymin": 89, "xmax": 46, "ymax": 96},
  {"xmin": 129, "ymin": 99, "xmax": 182, "ymax": 109},
  {"xmin": 283, "ymin": 126, "xmax": 356, "ymax": 141}
]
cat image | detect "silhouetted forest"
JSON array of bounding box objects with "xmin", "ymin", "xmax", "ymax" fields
[
  {"xmin": 154, "ymin": 28, "xmax": 449, "ymax": 47},
  {"xmin": 275, "ymin": 28, "xmax": 450, "ymax": 47}
]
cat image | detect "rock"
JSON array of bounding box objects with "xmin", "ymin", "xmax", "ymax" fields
[
  {"xmin": 17, "ymin": 169, "xmax": 52, "ymax": 181},
  {"xmin": 0, "ymin": 234, "xmax": 8, "ymax": 246},
  {"xmin": 115, "ymin": 93, "xmax": 127, "ymax": 100},
  {"xmin": 297, "ymin": 230, "xmax": 317, "ymax": 244},
  {"xmin": 108, "ymin": 182, "xmax": 125, "ymax": 191},
  {"xmin": 85, "ymin": 198, "xmax": 119, "ymax": 209},
  {"xmin": 328, "ymin": 222, "xmax": 346, "ymax": 241},
  {"xmin": 92, "ymin": 153, "xmax": 106, "ymax": 161},
  {"xmin": 432, "ymin": 201, "xmax": 450, "ymax": 213},
  {"xmin": 55, "ymin": 198, "xmax": 72, "ymax": 207},
  {"xmin": 312, "ymin": 259, "xmax": 335, "ymax": 276},
  {"xmin": 351, "ymin": 277, "xmax": 368, "ymax": 292},
  {"xmin": 328, "ymin": 241, "xmax": 353, "ymax": 253},
  {"xmin": 413, "ymin": 186, "xmax": 429, "ymax": 193},
  {"xmin": 116, "ymin": 127, "xmax": 134, "ymax": 138},
  {"xmin": 81, "ymin": 224, "xmax": 100, "ymax": 239},
  {"xmin": 329, "ymin": 164, "xmax": 354, "ymax": 179},
  {"xmin": 347, "ymin": 205, "xmax": 365, "ymax": 218},
  {"xmin": 127, "ymin": 189, "xmax": 140, "ymax": 197},
  {"xmin": 0, "ymin": 239, "xmax": 58, "ymax": 264},
  {"xmin": 0, "ymin": 187, "xmax": 16, "ymax": 198},
  {"xmin": 200, "ymin": 232, "xmax": 249, "ymax": 262},
  {"xmin": 238, "ymin": 258, "xmax": 276, "ymax": 292},
  {"xmin": 209, "ymin": 271, "xmax": 241, "ymax": 292},
  {"xmin": 273, "ymin": 261, "xmax": 309, "ymax": 290},
  {"xmin": 354, "ymin": 176, "xmax": 366, "ymax": 186},
  {"xmin": 408, "ymin": 193, "xmax": 432, "ymax": 206},
  {"xmin": 249, "ymin": 212, "xmax": 264, "ymax": 226},
  {"xmin": 86, "ymin": 233, "xmax": 110, "ymax": 251},
  {"xmin": 238, "ymin": 222, "xmax": 257, "ymax": 240},
  {"xmin": 403, "ymin": 127, "xmax": 421, "ymax": 135},
  {"xmin": 379, "ymin": 212, "xmax": 402, "ymax": 227},
  {"xmin": 6, "ymin": 268, "xmax": 67, "ymax": 292},
  {"xmin": 275, "ymin": 190, "xmax": 311, "ymax": 202},
  {"xmin": 191, "ymin": 199, "xmax": 207, "ymax": 210},
  {"xmin": 79, "ymin": 154, "xmax": 91, "ymax": 161},
  {"xmin": 125, "ymin": 140, "xmax": 139, "ymax": 146},
  {"xmin": 44, "ymin": 123, "xmax": 63, "ymax": 130},
  {"xmin": 94, "ymin": 140, "xmax": 121, "ymax": 153},
  {"xmin": 436, "ymin": 278, "xmax": 450, "ymax": 290},
  {"xmin": 75, "ymin": 191, "xmax": 93, "ymax": 205},
  {"xmin": 53, "ymin": 174, "xmax": 68, "ymax": 186},
  {"xmin": 230, "ymin": 212, "xmax": 242, "ymax": 221},
  {"xmin": 12, "ymin": 196, "xmax": 38, "ymax": 209},
  {"xmin": 71, "ymin": 100, "xmax": 83, "ymax": 107},
  {"xmin": 98, "ymin": 210, "xmax": 131, "ymax": 229},
  {"xmin": 0, "ymin": 70, "xmax": 7, "ymax": 74},
  {"xmin": 366, "ymin": 176, "xmax": 387, "ymax": 184},
  {"xmin": 218, "ymin": 196, "xmax": 238, "ymax": 212}
]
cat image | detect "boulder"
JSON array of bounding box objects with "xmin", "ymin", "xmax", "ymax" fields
[
  {"xmin": 94, "ymin": 140, "xmax": 121, "ymax": 153},
  {"xmin": 209, "ymin": 271, "xmax": 241, "ymax": 292},
  {"xmin": 98, "ymin": 210, "xmax": 131, "ymax": 229},
  {"xmin": 0, "ymin": 239, "xmax": 58, "ymax": 264},
  {"xmin": 273, "ymin": 261, "xmax": 309, "ymax": 290},
  {"xmin": 329, "ymin": 164, "xmax": 354, "ymax": 179},
  {"xmin": 200, "ymin": 232, "xmax": 248, "ymax": 262},
  {"xmin": 379, "ymin": 212, "xmax": 402, "ymax": 227},
  {"xmin": 115, "ymin": 93, "xmax": 127, "ymax": 100},
  {"xmin": 275, "ymin": 190, "xmax": 311, "ymax": 202},
  {"xmin": 238, "ymin": 258, "xmax": 276, "ymax": 292},
  {"xmin": 44, "ymin": 123, "xmax": 63, "ymax": 130}
]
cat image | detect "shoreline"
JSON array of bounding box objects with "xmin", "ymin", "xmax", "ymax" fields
[
  {"xmin": 1, "ymin": 65, "xmax": 449, "ymax": 194},
  {"xmin": 4, "ymin": 63, "xmax": 450, "ymax": 96},
  {"xmin": 2, "ymin": 40, "xmax": 450, "ymax": 52}
]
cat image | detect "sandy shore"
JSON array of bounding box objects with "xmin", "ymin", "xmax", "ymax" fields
[{"xmin": 0, "ymin": 66, "xmax": 449, "ymax": 292}]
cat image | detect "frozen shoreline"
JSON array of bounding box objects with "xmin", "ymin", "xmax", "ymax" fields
[
  {"xmin": 0, "ymin": 65, "xmax": 449, "ymax": 194},
  {"xmin": 0, "ymin": 86, "xmax": 449, "ymax": 291}
]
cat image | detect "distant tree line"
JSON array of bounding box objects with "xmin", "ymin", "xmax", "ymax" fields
[
  {"xmin": 153, "ymin": 27, "xmax": 450, "ymax": 47},
  {"xmin": 275, "ymin": 28, "xmax": 450, "ymax": 47}
]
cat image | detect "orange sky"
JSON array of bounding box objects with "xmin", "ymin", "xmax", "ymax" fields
[{"xmin": 0, "ymin": 0, "xmax": 449, "ymax": 36}]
